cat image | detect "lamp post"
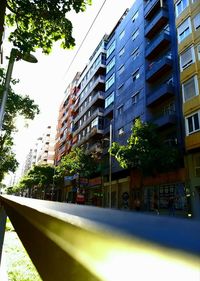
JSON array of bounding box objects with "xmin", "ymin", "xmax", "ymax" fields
[
  {"xmin": 102, "ymin": 121, "xmax": 113, "ymax": 208},
  {"xmin": 0, "ymin": 48, "xmax": 37, "ymax": 132},
  {"xmin": 109, "ymin": 121, "xmax": 112, "ymax": 208}
]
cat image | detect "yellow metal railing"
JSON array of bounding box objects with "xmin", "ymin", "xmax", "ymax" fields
[{"xmin": 0, "ymin": 195, "xmax": 200, "ymax": 281}]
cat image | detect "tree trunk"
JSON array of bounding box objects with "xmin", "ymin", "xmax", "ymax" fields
[{"xmin": 0, "ymin": 0, "xmax": 7, "ymax": 49}]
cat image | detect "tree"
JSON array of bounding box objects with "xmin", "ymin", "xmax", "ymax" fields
[
  {"xmin": 17, "ymin": 164, "xmax": 55, "ymax": 198},
  {"xmin": 55, "ymin": 147, "xmax": 98, "ymax": 183},
  {"xmin": 0, "ymin": 0, "xmax": 92, "ymax": 54},
  {"xmin": 110, "ymin": 119, "xmax": 180, "ymax": 176},
  {"xmin": 0, "ymin": 67, "xmax": 39, "ymax": 181}
]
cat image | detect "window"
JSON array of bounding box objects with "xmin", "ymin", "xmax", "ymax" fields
[
  {"xmin": 163, "ymin": 102, "xmax": 175, "ymax": 115},
  {"xmin": 132, "ymin": 69, "xmax": 140, "ymax": 81},
  {"xmin": 117, "ymin": 83, "xmax": 124, "ymax": 96},
  {"xmin": 177, "ymin": 18, "xmax": 191, "ymax": 43},
  {"xmin": 118, "ymin": 127, "xmax": 124, "ymax": 136},
  {"xmin": 175, "ymin": 0, "xmax": 189, "ymax": 17},
  {"xmin": 117, "ymin": 105, "xmax": 124, "ymax": 115},
  {"xmin": 132, "ymin": 29, "xmax": 139, "ymax": 41},
  {"xmin": 132, "ymin": 11, "xmax": 139, "ymax": 22},
  {"xmin": 119, "ymin": 30, "xmax": 125, "ymax": 40},
  {"xmin": 182, "ymin": 76, "xmax": 199, "ymax": 102},
  {"xmin": 119, "ymin": 47, "xmax": 125, "ymax": 57},
  {"xmin": 180, "ymin": 46, "xmax": 195, "ymax": 70},
  {"xmin": 193, "ymin": 13, "xmax": 200, "ymax": 30},
  {"xmin": 105, "ymin": 74, "xmax": 115, "ymax": 91},
  {"xmin": 91, "ymin": 117, "xmax": 98, "ymax": 128},
  {"xmin": 107, "ymin": 41, "xmax": 116, "ymax": 58},
  {"xmin": 106, "ymin": 57, "xmax": 115, "ymax": 73},
  {"xmin": 105, "ymin": 92, "xmax": 114, "ymax": 108},
  {"xmin": 132, "ymin": 91, "xmax": 140, "ymax": 104},
  {"xmin": 198, "ymin": 45, "xmax": 200, "ymax": 60},
  {"xmin": 185, "ymin": 111, "xmax": 200, "ymax": 135},
  {"xmin": 132, "ymin": 47, "xmax": 139, "ymax": 60},
  {"xmin": 118, "ymin": 65, "xmax": 125, "ymax": 75}
]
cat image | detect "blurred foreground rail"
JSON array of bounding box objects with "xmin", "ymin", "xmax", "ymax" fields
[{"xmin": 0, "ymin": 195, "xmax": 200, "ymax": 281}]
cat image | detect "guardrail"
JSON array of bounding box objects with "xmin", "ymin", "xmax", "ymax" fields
[{"xmin": 0, "ymin": 195, "xmax": 200, "ymax": 281}]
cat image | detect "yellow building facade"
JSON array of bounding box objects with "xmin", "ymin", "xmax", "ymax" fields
[{"xmin": 175, "ymin": 0, "xmax": 200, "ymax": 216}]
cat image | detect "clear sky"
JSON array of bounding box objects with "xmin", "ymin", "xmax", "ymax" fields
[{"xmin": 4, "ymin": 0, "xmax": 134, "ymax": 179}]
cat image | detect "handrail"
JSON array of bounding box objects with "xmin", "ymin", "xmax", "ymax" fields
[{"xmin": 0, "ymin": 195, "xmax": 200, "ymax": 281}]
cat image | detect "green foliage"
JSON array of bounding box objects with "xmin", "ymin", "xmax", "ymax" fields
[
  {"xmin": 55, "ymin": 147, "xmax": 98, "ymax": 182},
  {"xmin": 17, "ymin": 164, "xmax": 55, "ymax": 192},
  {"xmin": 0, "ymin": 67, "xmax": 39, "ymax": 181},
  {"xmin": 110, "ymin": 119, "xmax": 180, "ymax": 176},
  {"xmin": 4, "ymin": 0, "xmax": 92, "ymax": 54}
]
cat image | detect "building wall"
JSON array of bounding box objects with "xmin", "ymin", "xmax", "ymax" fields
[
  {"xmin": 73, "ymin": 36, "xmax": 107, "ymax": 153},
  {"xmin": 174, "ymin": 0, "xmax": 200, "ymax": 217},
  {"xmin": 55, "ymin": 73, "xmax": 80, "ymax": 165},
  {"xmin": 37, "ymin": 125, "xmax": 56, "ymax": 165}
]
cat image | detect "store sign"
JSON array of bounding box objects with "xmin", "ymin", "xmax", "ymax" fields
[{"xmin": 89, "ymin": 177, "xmax": 102, "ymax": 187}]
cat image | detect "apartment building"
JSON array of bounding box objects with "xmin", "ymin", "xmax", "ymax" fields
[
  {"xmin": 103, "ymin": 0, "xmax": 186, "ymax": 211},
  {"xmin": 72, "ymin": 36, "xmax": 107, "ymax": 154},
  {"xmin": 174, "ymin": 0, "xmax": 200, "ymax": 216},
  {"xmin": 56, "ymin": 0, "xmax": 191, "ymax": 213},
  {"xmin": 37, "ymin": 125, "xmax": 56, "ymax": 165},
  {"xmin": 55, "ymin": 73, "xmax": 80, "ymax": 165}
]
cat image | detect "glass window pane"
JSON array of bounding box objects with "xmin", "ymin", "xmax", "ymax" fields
[
  {"xmin": 188, "ymin": 116, "xmax": 193, "ymax": 133},
  {"xmin": 194, "ymin": 113, "xmax": 200, "ymax": 130}
]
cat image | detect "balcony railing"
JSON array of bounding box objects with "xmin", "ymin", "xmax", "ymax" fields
[
  {"xmin": 146, "ymin": 29, "xmax": 170, "ymax": 59},
  {"xmin": 145, "ymin": 9, "xmax": 169, "ymax": 39},
  {"xmin": 58, "ymin": 145, "xmax": 65, "ymax": 154},
  {"xmin": 152, "ymin": 109, "xmax": 177, "ymax": 128},
  {"xmin": 146, "ymin": 55, "xmax": 172, "ymax": 82},
  {"xmin": 146, "ymin": 83, "xmax": 174, "ymax": 106},
  {"xmin": 144, "ymin": 0, "xmax": 161, "ymax": 19},
  {"xmin": 73, "ymin": 108, "xmax": 104, "ymax": 136},
  {"xmin": 0, "ymin": 195, "xmax": 200, "ymax": 281},
  {"xmin": 74, "ymin": 91, "xmax": 104, "ymax": 123},
  {"xmin": 78, "ymin": 75, "xmax": 105, "ymax": 105}
]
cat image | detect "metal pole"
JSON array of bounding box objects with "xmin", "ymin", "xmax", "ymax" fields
[
  {"xmin": 0, "ymin": 48, "xmax": 17, "ymax": 132},
  {"xmin": 0, "ymin": 205, "xmax": 7, "ymax": 265},
  {"xmin": 109, "ymin": 122, "xmax": 112, "ymax": 208}
]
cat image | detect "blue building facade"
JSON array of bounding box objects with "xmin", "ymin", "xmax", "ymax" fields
[
  {"xmin": 103, "ymin": 0, "xmax": 186, "ymax": 212},
  {"xmin": 57, "ymin": 0, "xmax": 187, "ymax": 212}
]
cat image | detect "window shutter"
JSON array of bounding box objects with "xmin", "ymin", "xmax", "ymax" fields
[
  {"xmin": 183, "ymin": 77, "xmax": 196, "ymax": 101},
  {"xmin": 180, "ymin": 46, "xmax": 194, "ymax": 69}
]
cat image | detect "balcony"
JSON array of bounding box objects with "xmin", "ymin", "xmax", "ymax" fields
[
  {"xmin": 73, "ymin": 108, "xmax": 104, "ymax": 135},
  {"xmin": 144, "ymin": 0, "xmax": 161, "ymax": 20},
  {"xmin": 147, "ymin": 84, "xmax": 174, "ymax": 107},
  {"xmin": 80, "ymin": 75, "xmax": 105, "ymax": 104},
  {"xmin": 145, "ymin": 9, "xmax": 169, "ymax": 39},
  {"xmin": 153, "ymin": 110, "xmax": 177, "ymax": 128},
  {"xmin": 75, "ymin": 127, "xmax": 104, "ymax": 147},
  {"xmin": 59, "ymin": 134, "xmax": 66, "ymax": 144},
  {"xmin": 87, "ymin": 143, "xmax": 103, "ymax": 154},
  {"xmin": 58, "ymin": 145, "xmax": 66, "ymax": 154},
  {"xmin": 75, "ymin": 91, "xmax": 104, "ymax": 122},
  {"xmin": 60, "ymin": 123, "xmax": 67, "ymax": 134},
  {"xmin": 145, "ymin": 30, "xmax": 170, "ymax": 59},
  {"xmin": 185, "ymin": 131, "xmax": 200, "ymax": 151},
  {"xmin": 146, "ymin": 55, "xmax": 172, "ymax": 82}
]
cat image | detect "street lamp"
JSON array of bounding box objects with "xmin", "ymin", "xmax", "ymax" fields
[
  {"xmin": 109, "ymin": 121, "xmax": 112, "ymax": 208},
  {"xmin": 0, "ymin": 48, "xmax": 38, "ymax": 132},
  {"xmin": 102, "ymin": 121, "xmax": 113, "ymax": 208}
]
